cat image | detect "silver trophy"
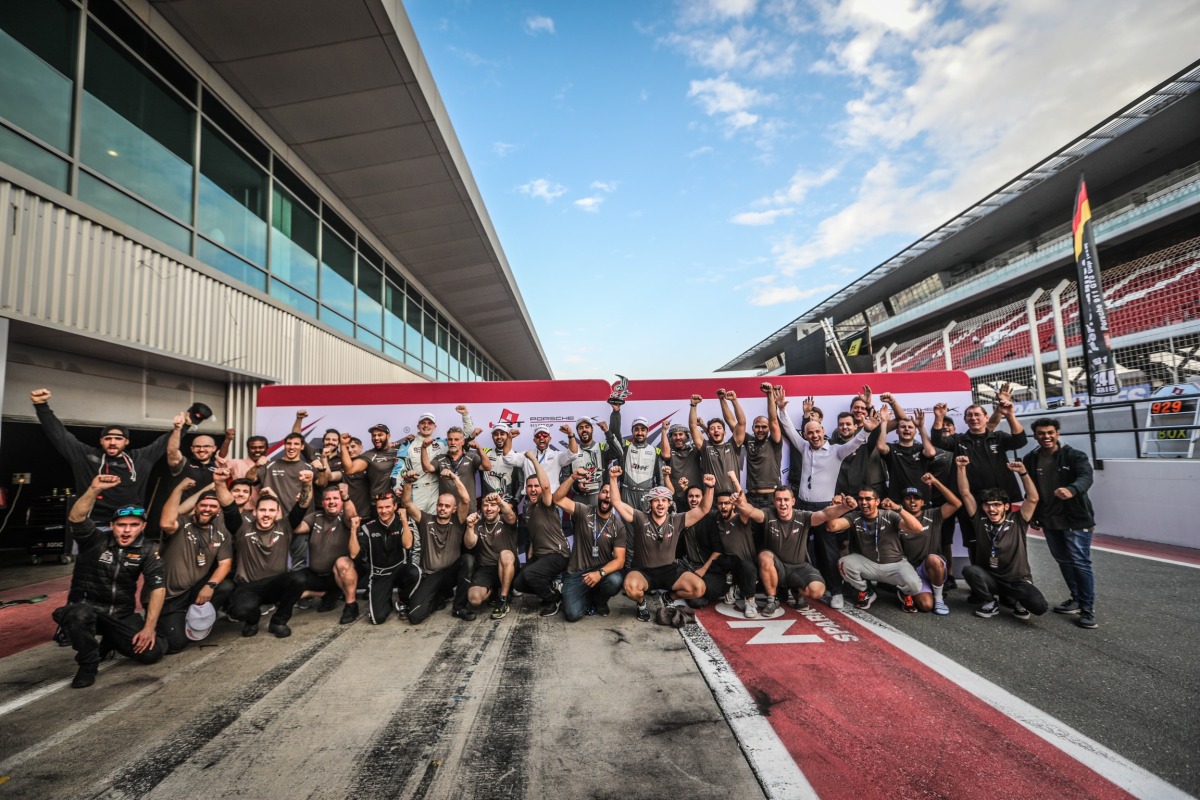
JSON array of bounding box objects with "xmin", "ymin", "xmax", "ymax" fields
[{"xmin": 608, "ymin": 374, "xmax": 632, "ymax": 406}]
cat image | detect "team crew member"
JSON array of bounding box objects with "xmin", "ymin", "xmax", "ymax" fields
[
  {"xmin": 407, "ymin": 407, "xmax": 474, "ymax": 513},
  {"xmin": 604, "ymin": 403, "xmax": 663, "ymax": 514},
  {"xmin": 343, "ymin": 423, "xmax": 401, "ymax": 507},
  {"xmin": 338, "ymin": 435, "xmax": 372, "ymax": 519},
  {"xmin": 836, "ymin": 387, "xmax": 902, "ymax": 499},
  {"xmin": 248, "ymin": 431, "xmax": 317, "ymax": 569},
  {"xmin": 56, "ymin": 474, "xmax": 167, "ymax": 688},
  {"xmin": 896, "ymin": 473, "xmax": 963, "ymax": 615},
  {"xmin": 32, "ymin": 388, "xmax": 188, "ymax": 522},
  {"xmin": 466, "ymin": 493, "xmax": 520, "ymax": 620},
  {"xmin": 826, "ymin": 488, "xmax": 925, "ymax": 611},
  {"xmin": 482, "ymin": 423, "xmax": 525, "ymax": 505},
  {"xmin": 554, "ymin": 468, "xmax": 627, "ymax": 621},
  {"xmin": 350, "ymin": 493, "xmax": 418, "ymax": 624},
  {"xmin": 707, "ymin": 474, "xmax": 764, "ymax": 616},
  {"xmin": 1022, "ymin": 418, "xmax": 1099, "ymax": 628},
  {"xmin": 934, "ymin": 416, "xmax": 961, "ymax": 589},
  {"xmin": 740, "ymin": 486, "xmax": 853, "ymax": 616},
  {"xmin": 878, "ymin": 409, "xmax": 949, "ymax": 503},
  {"xmin": 776, "ymin": 388, "xmax": 877, "ymax": 608},
  {"xmin": 155, "ymin": 473, "xmax": 235, "ymax": 653},
  {"xmin": 611, "ymin": 468, "xmax": 713, "ymax": 622},
  {"xmin": 527, "ymin": 424, "xmax": 574, "ymax": 492},
  {"xmin": 690, "ymin": 390, "xmax": 745, "ymax": 495},
  {"xmin": 932, "ymin": 386, "xmax": 1027, "ymax": 569},
  {"xmin": 659, "ymin": 421, "xmax": 702, "ymax": 513},
  {"xmin": 563, "ymin": 417, "xmax": 611, "ymax": 506},
  {"xmin": 401, "ymin": 469, "xmax": 477, "ymax": 623},
  {"xmin": 956, "ymin": 456, "xmax": 1048, "ymax": 620},
  {"xmin": 169, "ymin": 431, "xmax": 224, "ymax": 501},
  {"xmin": 291, "ymin": 485, "xmax": 360, "ymax": 625},
  {"xmin": 228, "ymin": 434, "xmax": 269, "ymax": 482},
  {"xmin": 742, "ymin": 383, "xmax": 784, "ymax": 509},
  {"xmin": 674, "ymin": 484, "xmax": 719, "ymax": 608},
  {"xmin": 227, "ymin": 483, "xmax": 311, "ymax": 639},
  {"xmin": 512, "ymin": 455, "xmax": 571, "ymax": 616},
  {"xmin": 429, "ymin": 425, "xmax": 491, "ymax": 501}
]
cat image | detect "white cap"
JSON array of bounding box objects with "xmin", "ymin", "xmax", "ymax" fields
[
  {"xmin": 533, "ymin": 425, "xmax": 552, "ymax": 435},
  {"xmin": 417, "ymin": 411, "xmax": 437, "ymax": 424},
  {"xmin": 185, "ymin": 602, "xmax": 217, "ymax": 641},
  {"xmin": 632, "ymin": 416, "xmax": 650, "ymax": 428}
]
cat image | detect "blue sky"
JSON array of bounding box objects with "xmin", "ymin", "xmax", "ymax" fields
[{"xmin": 403, "ymin": 0, "xmax": 1200, "ymax": 381}]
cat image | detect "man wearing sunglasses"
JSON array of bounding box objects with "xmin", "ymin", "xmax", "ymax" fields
[{"xmin": 56, "ymin": 474, "xmax": 167, "ymax": 688}]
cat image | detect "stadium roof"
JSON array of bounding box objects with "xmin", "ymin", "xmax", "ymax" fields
[
  {"xmin": 720, "ymin": 60, "xmax": 1200, "ymax": 373},
  {"xmin": 152, "ymin": 0, "xmax": 552, "ymax": 380}
]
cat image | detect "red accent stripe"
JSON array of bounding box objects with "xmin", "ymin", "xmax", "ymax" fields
[{"xmin": 698, "ymin": 604, "xmax": 1133, "ymax": 799}]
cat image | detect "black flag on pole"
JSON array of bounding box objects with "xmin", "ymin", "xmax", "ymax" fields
[{"xmin": 1072, "ymin": 174, "xmax": 1118, "ymax": 397}]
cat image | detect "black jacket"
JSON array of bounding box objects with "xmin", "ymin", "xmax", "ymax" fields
[
  {"xmin": 68, "ymin": 518, "xmax": 166, "ymax": 616},
  {"xmin": 1021, "ymin": 444, "xmax": 1096, "ymax": 529},
  {"xmin": 932, "ymin": 427, "xmax": 1029, "ymax": 500}
]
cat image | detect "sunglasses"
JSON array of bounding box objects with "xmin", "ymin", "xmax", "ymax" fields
[{"xmin": 113, "ymin": 506, "xmax": 147, "ymax": 519}]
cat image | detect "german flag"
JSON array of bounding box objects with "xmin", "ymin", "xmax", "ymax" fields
[{"xmin": 1072, "ymin": 175, "xmax": 1118, "ymax": 397}]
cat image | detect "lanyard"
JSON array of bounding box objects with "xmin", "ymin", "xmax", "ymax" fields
[
  {"xmin": 592, "ymin": 510, "xmax": 611, "ymax": 547},
  {"xmin": 984, "ymin": 519, "xmax": 1011, "ymax": 556}
]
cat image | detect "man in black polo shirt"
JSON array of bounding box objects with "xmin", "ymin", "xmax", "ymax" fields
[
  {"xmin": 612, "ymin": 468, "xmax": 713, "ymax": 622},
  {"xmin": 56, "ymin": 474, "xmax": 167, "ymax": 688},
  {"xmin": 428, "ymin": 425, "xmax": 491, "ymax": 502},
  {"xmin": 878, "ymin": 408, "xmax": 950, "ymax": 503},
  {"xmin": 956, "ymin": 456, "xmax": 1047, "ymax": 620},
  {"xmin": 690, "ymin": 391, "xmax": 745, "ymax": 496}
]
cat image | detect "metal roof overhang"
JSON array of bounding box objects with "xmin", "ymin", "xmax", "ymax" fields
[
  {"xmin": 720, "ymin": 62, "xmax": 1200, "ymax": 373},
  {"xmin": 150, "ymin": 0, "xmax": 552, "ymax": 380}
]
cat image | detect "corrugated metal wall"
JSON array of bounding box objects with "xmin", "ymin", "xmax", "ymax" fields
[{"xmin": 0, "ymin": 179, "xmax": 423, "ymax": 439}]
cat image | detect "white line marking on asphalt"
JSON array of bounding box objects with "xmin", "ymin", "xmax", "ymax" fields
[
  {"xmin": 0, "ymin": 648, "xmax": 224, "ymax": 773},
  {"xmin": 1028, "ymin": 532, "xmax": 1200, "ymax": 569},
  {"xmin": 0, "ymin": 662, "xmax": 117, "ymax": 719},
  {"xmin": 840, "ymin": 608, "xmax": 1194, "ymax": 800},
  {"xmin": 680, "ymin": 617, "xmax": 819, "ymax": 800}
]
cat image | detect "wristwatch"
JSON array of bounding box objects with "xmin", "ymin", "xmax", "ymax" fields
[
  {"xmin": 598, "ymin": 569, "xmax": 606, "ymax": 578},
  {"xmin": 205, "ymin": 581, "xmax": 218, "ymax": 589}
]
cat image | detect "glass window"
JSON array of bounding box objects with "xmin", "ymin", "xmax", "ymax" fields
[
  {"xmin": 404, "ymin": 350, "xmax": 421, "ymax": 371},
  {"xmin": 356, "ymin": 262, "xmax": 382, "ymax": 334},
  {"xmin": 436, "ymin": 326, "xmax": 449, "ymax": 373},
  {"xmin": 405, "ymin": 295, "xmax": 422, "ymax": 364},
  {"xmin": 198, "ymin": 237, "xmax": 265, "ymax": 291},
  {"xmin": 79, "ymin": 171, "xmax": 190, "ymax": 253},
  {"xmin": 270, "ymin": 184, "xmax": 317, "ymax": 297},
  {"xmin": 0, "ymin": 126, "xmax": 68, "ymax": 190},
  {"xmin": 422, "ymin": 312, "xmax": 438, "ymax": 366},
  {"xmin": 320, "ymin": 228, "xmax": 355, "ymax": 319},
  {"xmin": 356, "ymin": 328, "xmax": 382, "ymax": 351},
  {"xmin": 198, "ymin": 121, "xmax": 267, "ymax": 265},
  {"xmin": 81, "ymin": 22, "xmax": 193, "ymax": 222},
  {"xmin": 319, "ymin": 306, "xmax": 354, "ymax": 337},
  {"xmin": 269, "ymin": 277, "xmax": 317, "ymax": 317},
  {"xmin": 384, "ymin": 342, "xmax": 404, "ymax": 362},
  {"xmin": 0, "ymin": 0, "xmax": 76, "ymax": 153},
  {"xmin": 384, "ymin": 281, "xmax": 404, "ymax": 347}
]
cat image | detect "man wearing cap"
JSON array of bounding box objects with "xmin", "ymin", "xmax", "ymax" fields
[
  {"xmin": 155, "ymin": 472, "xmax": 237, "ymax": 653},
  {"xmin": 406, "ymin": 406, "xmax": 475, "ymax": 514},
  {"xmin": 291, "ymin": 483, "xmax": 361, "ymax": 624},
  {"xmin": 482, "ymin": 423, "xmax": 525, "ymax": 505},
  {"xmin": 611, "ymin": 469, "xmax": 712, "ymax": 621},
  {"xmin": 227, "ymin": 476, "xmax": 312, "ymax": 638},
  {"xmin": 512, "ymin": 454, "xmax": 571, "ymax": 616},
  {"xmin": 401, "ymin": 468, "xmax": 478, "ymax": 623},
  {"xmin": 562, "ymin": 417, "xmax": 611, "ymax": 506},
  {"xmin": 466, "ymin": 492, "xmax": 520, "ymax": 619},
  {"xmin": 55, "ymin": 474, "xmax": 167, "ymax": 688},
  {"xmin": 343, "ymin": 422, "xmax": 402, "ymax": 507},
  {"xmin": 602, "ymin": 402, "xmax": 663, "ymax": 515},
  {"xmin": 690, "ymin": 390, "xmax": 746, "ymax": 496},
  {"xmin": 553, "ymin": 468, "xmax": 627, "ymax": 621},
  {"xmin": 660, "ymin": 417, "xmax": 703, "ymax": 514},
  {"xmin": 527, "ymin": 424, "xmax": 574, "ymax": 493},
  {"xmin": 896, "ymin": 473, "xmax": 962, "ymax": 615},
  {"xmin": 350, "ymin": 492, "xmax": 418, "ymax": 623},
  {"xmin": 743, "ymin": 383, "xmax": 784, "ymax": 509},
  {"xmin": 30, "ymin": 388, "xmax": 189, "ymax": 523}
]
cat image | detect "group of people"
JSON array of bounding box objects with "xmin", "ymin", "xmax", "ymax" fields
[{"xmin": 29, "ymin": 380, "xmax": 1099, "ymax": 690}]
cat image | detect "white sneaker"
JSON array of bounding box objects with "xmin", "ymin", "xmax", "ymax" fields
[
  {"xmin": 724, "ymin": 585, "xmax": 737, "ymax": 606},
  {"xmin": 744, "ymin": 602, "xmax": 759, "ymax": 619},
  {"xmin": 830, "ymin": 594, "xmax": 844, "ymax": 610}
]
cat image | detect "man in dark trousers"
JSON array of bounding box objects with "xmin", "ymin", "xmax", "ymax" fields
[
  {"xmin": 56, "ymin": 474, "xmax": 167, "ymax": 688},
  {"xmin": 31, "ymin": 388, "xmax": 188, "ymax": 522},
  {"xmin": 1022, "ymin": 418, "xmax": 1099, "ymax": 629}
]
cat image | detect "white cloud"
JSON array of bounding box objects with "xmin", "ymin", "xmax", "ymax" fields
[
  {"xmin": 518, "ymin": 178, "xmax": 567, "ymax": 203},
  {"xmin": 688, "ymin": 145, "xmax": 715, "ymax": 158},
  {"xmin": 663, "ymin": 25, "xmax": 798, "ymax": 78},
  {"xmin": 770, "ymin": 166, "xmax": 839, "ymax": 205},
  {"xmin": 679, "ymin": 0, "xmax": 760, "ymax": 25},
  {"xmin": 574, "ymin": 196, "xmax": 605, "ymax": 213},
  {"xmin": 590, "ymin": 180, "xmax": 619, "ymax": 193},
  {"xmin": 524, "ymin": 15, "xmax": 555, "ymax": 35},
  {"xmin": 732, "ymin": 208, "xmax": 794, "ymax": 226},
  {"xmin": 492, "ymin": 141, "xmax": 518, "ymax": 157},
  {"xmin": 746, "ymin": 279, "xmax": 841, "ymax": 306},
  {"xmin": 688, "ymin": 74, "xmax": 773, "ymax": 131}
]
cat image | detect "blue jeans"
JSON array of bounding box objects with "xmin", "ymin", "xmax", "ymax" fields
[
  {"xmin": 562, "ymin": 569, "xmax": 624, "ymax": 622},
  {"xmin": 1042, "ymin": 528, "xmax": 1095, "ymax": 611}
]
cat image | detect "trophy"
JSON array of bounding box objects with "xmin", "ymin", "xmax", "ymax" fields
[{"xmin": 608, "ymin": 374, "xmax": 632, "ymax": 406}]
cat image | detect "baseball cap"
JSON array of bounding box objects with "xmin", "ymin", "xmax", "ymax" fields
[
  {"xmin": 903, "ymin": 487, "xmax": 923, "ymax": 496},
  {"xmin": 492, "ymin": 423, "xmax": 512, "ymax": 434},
  {"xmin": 417, "ymin": 411, "xmax": 437, "ymax": 424},
  {"xmin": 631, "ymin": 416, "xmax": 650, "ymax": 429},
  {"xmin": 533, "ymin": 425, "xmax": 552, "ymax": 436},
  {"xmin": 575, "ymin": 417, "xmax": 594, "ymax": 428},
  {"xmin": 185, "ymin": 602, "xmax": 217, "ymax": 641},
  {"xmin": 100, "ymin": 425, "xmax": 130, "ymax": 439},
  {"xmin": 368, "ymin": 423, "xmax": 390, "ymax": 434}
]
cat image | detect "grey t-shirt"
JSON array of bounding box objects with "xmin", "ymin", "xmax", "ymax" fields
[
  {"xmin": 715, "ymin": 514, "xmax": 757, "ymax": 562},
  {"xmin": 901, "ymin": 508, "xmax": 944, "ymax": 566},
  {"xmin": 417, "ymin": 516, "xmax": 465, "ymax": 575},
  {"xmin": 845, "ymin": 509, "xmax": 906, "ymax": 564},
  {"xmin": 525, "ymin": 502, "xmax": 569, "ymax": 559},
  {"xmin": 233, "ymin": 518, "xmax": 292, "ymax": 584},
  {"xmin": 160, "ymin": 514, "xmax": 233, "ymax": 598},
  {"xmin": 702, "ymin": 439, "xmax": 742, "ymax": 494},
  {"xmin": 761, "ymin": 509, "xmax": 813, "ymax": 565},
  {"xmin": 364, "ymin": 446, "xmax": 400, "ymax": 500},
  {"xmin": 971, "ymin": 512, "xmax": 1032, "ymax": 583},
  {"xmin": 568, "ymin": 504, "xmax": 626, "ymax": 573},
  {"xmin": 744, "ymin": 436, "xmax": 783, "ymax": 492},
  {"xmin": 629, "ymin": 510, "xmax": 687, "ymax": 570},
  {"xmin": 474, "ymin": 518, "xmax": 518, "ymax": 568},
  {"xmin": 302, "ymin": 511, "xmax": 351, "ymax": 574},
  {"xmin": 258, "ymin": 458, "xmax": 312, "ymax": 512}
]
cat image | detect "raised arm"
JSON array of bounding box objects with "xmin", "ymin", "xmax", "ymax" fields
[
  {"xmin": 607, "ymin": 467, "xmax": 636, "ymax": 523},
  {"xmin": 734, "ymin": 489, "xmax": 765, "ymax": 524},
  {"xmin": 763, "ymin": 383, "xmax": 782, "ymax": 443},
  {"xmin": 456, "ymin": 404, "xmax": 474, "ymax": 435},
  {"xmin": 400, "ymin": 475, "xmax": 422, "ymax": 523},
  {"xmin": 721, "ymin": 389, "xmax": 747, "ymax": 447},
  {"xmin": 876, "ymin": 405, "xmax": 893, "ymax": 456},
  {"xmin": 159, "ymin": 477, "xmax": 197, "ymax": 535},
  {"xmin": 658, "ymin": 420, "xmax": 672, "ymax": 460},
  {"xmin": 166, "ymin": 411, "xmax": 189, "ymax": 471},
  {"xmin": 348, "ymin": 516, "xmax": 362, "ymax": 560},
  {"xmin": 472, "ymin": 433, "xmax": 493, "ymax": 472},
  {"xmin": 1010, "ymin": 462, "xmax": 1038, "ymax": 522},
  {"xmin": 812, "ymin": 495, "xmax": 855, "ymax": 527},
  {"xmin": 492, "ymin": 493, "xmax": 518, "ymax": 525},
  {"xmin": 340, "ymin": 433, "xmax": 368, "ymax": 475},
  {"xmin": 447, "ymin": 469, "xmax": 471, "ymax": 523},
  {"xmin": 554, "ymin": 469, "xmax": 583, "ymax": 516},
  {"xmin": 463, "ymin": 512, "xmax": 480, "ymax": 551},
  {"xmin": 69, "ymin": 474, "xmax": 120, "ymax": 523},
  {"xmin": 30, "ymin": 389, "xmax": 90, "ymax": 460},
  {"xmin": 878, "ymin": 392, "xmax": 907, "ymax": 431},
  {"xmin": 524, "ymin": 450, "xmax": 553, "ymax": 507},
  {"xmin": 774, "ymin": 388, "xmax": 806, "ymax": 452},
  {"xmin": 956, "ymin": 456, "xmax": 976, "ymax": 517},
  {"xmin": 682, "ymin": 474, "xmax": 715, "ymax": 528},
  {"xmin": 421, "ymin": 437, "xmax": 437, "ymax": 474},
  {"xmin": 561, "ymin": 424, "xmax": 580, "ymax": 456},
  {"xmin": 922, "ymin": 472, "xmax": 962, "ymax": 518},
  {"xmin": 689, "ymin": 395, "xmax": 706, "ymax": 450}
]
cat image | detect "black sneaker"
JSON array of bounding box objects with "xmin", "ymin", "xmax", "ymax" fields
[
  {"xmin": 339, "ymin": 602, "xmax": 359, "ymax": 624},
  {"xmin": 975, "ymin": 599, "xmax": 1000, "ymax": 618},
  {"xmin": 1076, "ymin": 610, "xmax": 1098, "ymax": 629},
  {"xmin": 268, "ymin": 622, "xmax": 292, "ymax": 638},
  {"xmin": 453, "ymin": 607, "xmax": 477, "ymax": 621},
  {"xmin": 396, "ymin": 603, "xmax": 409, "ymax": 620},
  {"xmin": 686, "ymin": 597, "xmax": 708, "ymax": 609},
  {"xmin": 242, "ymin": 623, "xmax": 259, "ymax": 637},
  {"xmin": 71, "ymin": 663, "xmax": 98, "ymax": 689},
  {"xmin": 854, "ymin": 590, "xmax": 877, "ymax": 610},
  {"xmin": 318, "ymin": 594, "xmax": 339, "ymax": 613},
  {"xmin": 595, "ymin": 601, "xmax": 610, "ymax": 617},
  {"xmin": 491, "ymin": 599, "xmax": 510, "ymax": 620},
  {"xmin": 538, "ymin": 600, "xmax": 560, "ymax": 618},
  {"xmin": 637, "ymin": 603, "xmax": 650, "ymax": 622},
  {"xmin": 295, "ymin": 598, "xmax": 316, "ymax": 611},
  {"xmin": 1011, "ymin": 602, "xmax": 1031, "ymax": 621},
  {"xmin": 945, "ymin": 576, "xmax": 959, "ymax": 591},
  {"xmin": 1053, "ymin": 598, "xmax": 1082, "ymax": 615}
]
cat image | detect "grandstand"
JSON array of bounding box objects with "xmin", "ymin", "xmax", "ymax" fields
[{"xmin": 721, "ymin": 62, "xmax": 1200, "ymax": 410}]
